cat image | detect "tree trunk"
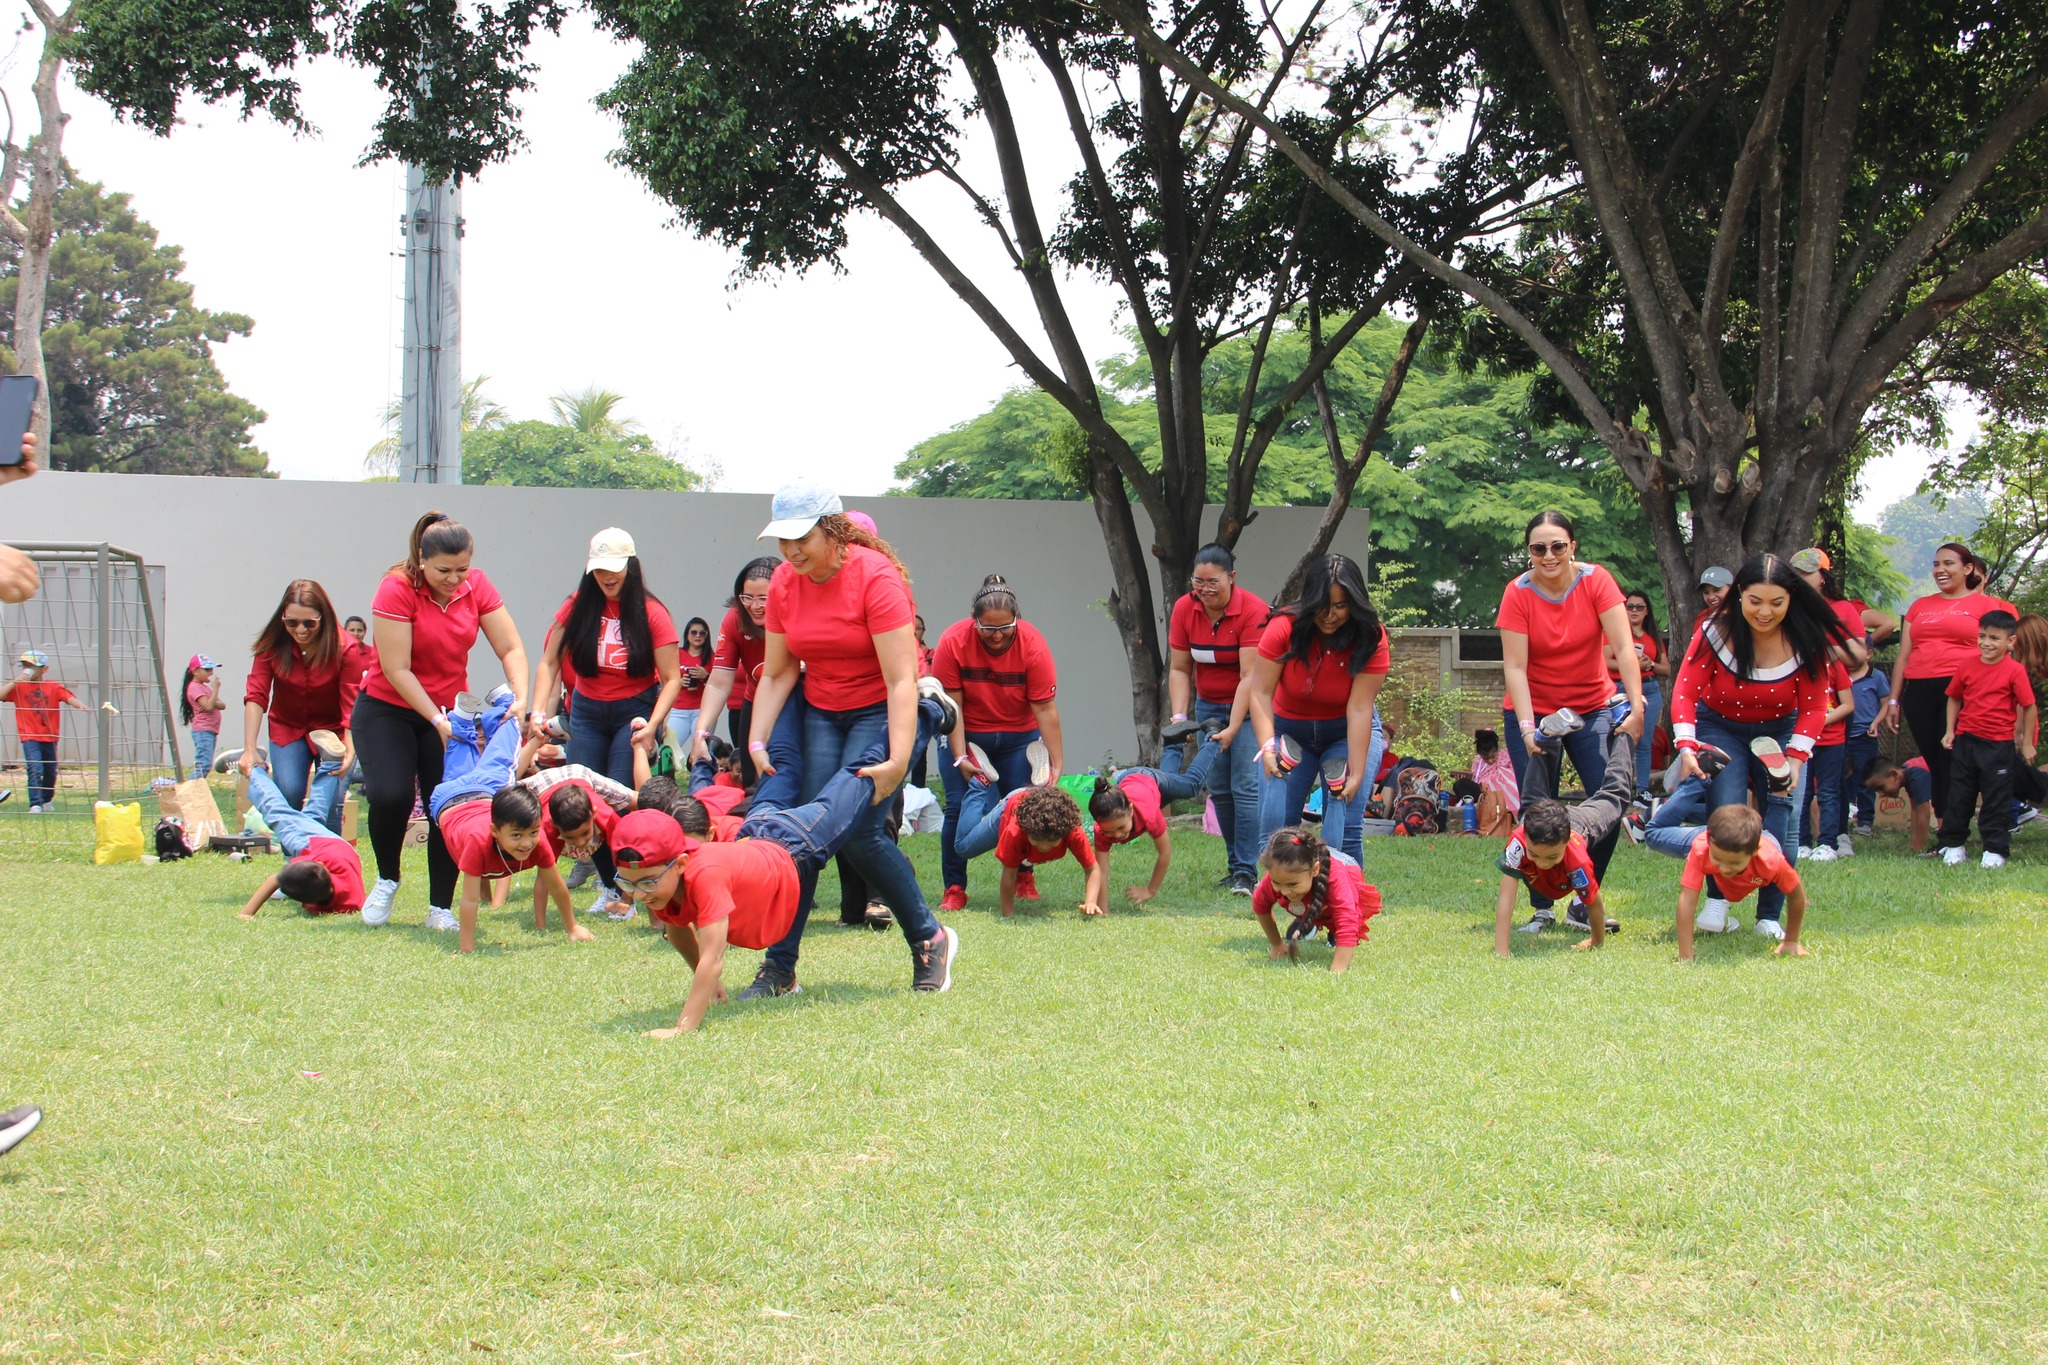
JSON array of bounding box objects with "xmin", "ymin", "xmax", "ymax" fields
[
  {"xmin": 1, "ymin": 14, "xmax": 71, "ymax": 453},
  {"xmin": 1085, "ymin": 441, "xmax": 1166, "ymax": 767}
]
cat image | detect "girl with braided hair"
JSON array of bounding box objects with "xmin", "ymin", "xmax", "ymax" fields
[{"xmin": 1250, "ymin": 826, "xmax": 1381, "ymax": 973}]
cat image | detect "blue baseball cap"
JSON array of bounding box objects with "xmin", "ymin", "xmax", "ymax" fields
[{"xmin": 757, "ymin": 480, "xmax": 843, "ymax": 541}]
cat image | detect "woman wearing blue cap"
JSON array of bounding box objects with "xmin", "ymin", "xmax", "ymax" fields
[{"xmin": 741, "ymin": 480, "xmax": 960, "ymax": 999}]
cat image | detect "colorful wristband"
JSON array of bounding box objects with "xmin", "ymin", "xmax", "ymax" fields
[{"xmin": 748, "ymin": 741, "xmax": 768, "ymax": 754}]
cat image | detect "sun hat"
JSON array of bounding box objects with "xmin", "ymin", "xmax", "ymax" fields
[
  {"xmin": 586, "ymin": 528, "xmax": 636, "ymax": 575},
  {"xmin": 17, "ymin": 649, "xmax": 46, "ymax": 669},
  {"xmin": 1697, "ymin": 565, "xmax": 1734, "ymax": 589},
  {"xmin": 613, "ymin": 809, "xmax": 687, "ymax": 866},
  {"xmin": 758, "ymin": 480, "xmax": 843, "ymax": 541},
  {"xmin": 1789, "ymin": 547, "xmax": 1830, "ymax": 575},
  {"xmin": 189, "ymin": 654, "xmax": 220, "ymax": 671}
]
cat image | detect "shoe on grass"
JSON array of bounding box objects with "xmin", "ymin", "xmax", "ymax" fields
[
  {"xmin": 0, "ymin": 1103, "xmax": 42, "ymax": 1157},
  {"xmin": 1941, "ymin": 845, "xmax": 1966, "ymax": 866},
  {"xmin": 738, "ymin": 965, "xmax": 801, "ymax": 1001},
  {"xmin": 425, "ymin": 905, "xmax": 458, "ymax": 932},
  {"xmin": 1983, "ymin": 851, "xmax": 2007, "ymax": 869},
  {"xmin": 1228, "ymin": 871, "xmax": 1256, "ymax": 897},
  {"xmin": 565, "ymin": 859, "xmax": 595, "ymax": 890},
  {"xmin": 1853, "ymin": 823, "xmax": 1874, "ymax": 838},
  {"xmin": 2015, "ymin": 804, "xmax": 2040, "ymax": 829},
  {"xmin": 1563, "ymin": 899, "xmax": 1620, "ymax": 934},
  {"xmin": 912, "ymin": 925, "xmax": 959, "ymax": 993},
  {"xmin": 307, "ymin": 729, "xmax": 346, "ymax": 763},
  {"xmin": 1752, "ymin": 917, "xmax": 1785, "ymax": 942},
  {"xmin": 1623, "ymin": 811, "xmax": 1647, "ymax": 845},
  {"xmin": 1748, "ymin": 737, "xmax": 1794, "ymax": 793},
  {"xmin": 1805, "ymin": 845, "xmax": 1836, "ymax": 862},
  {"xmin": 1695, "ymin": 897, "xmax": 1735, "ymax": 934},
  {"xmin": 1835, "ymin": 834, "xmax": 1855, "ymax": 857},
  {"xmin": 939, "ymin": 885, "xmax": 968, "ymax": 912},
  {"xmin": 361, "ymin": 878, "xmax": 399, "ymax": 927},
  {"xmin": 1516, "ymin": 911, "xmax": 1553, "ymax": 934},
  {"xmin": 1026, "ymin": 738, "xmax": 1051, "ymax": 786}
]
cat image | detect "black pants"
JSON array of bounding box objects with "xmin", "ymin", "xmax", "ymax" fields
[
  {"xmin": 729, "ymin": 702, "xmax": 757, "ymax": 788},
  {"xmin": 1900, "ymin": 676, "xmax": 1955, "ymax": 820},
  {"xmin": 1938, "ymin": 734, "xmax": 2017, "ymax": 856},
  {"xmin": 351, "ymin": 693, "xmax": 458, "ymax": 907}
]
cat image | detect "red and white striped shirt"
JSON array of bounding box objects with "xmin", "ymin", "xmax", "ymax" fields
[{"xmin": 1669, "ymin": 622, "xmax": 1832, "ymax": 755}]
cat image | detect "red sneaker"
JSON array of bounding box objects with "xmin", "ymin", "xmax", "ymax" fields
[
  {"xmin": 939, "ymin": 885, "xmax": 969, "ymax": 912},
  {"xmin": 1015, "ymin": 869, "xmax": 1040, "ymax": 901}
]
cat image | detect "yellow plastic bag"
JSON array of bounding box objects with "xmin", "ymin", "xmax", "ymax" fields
[{"xmin": 93, "ymin": 801, "xmax": 144, "ymax": 866}]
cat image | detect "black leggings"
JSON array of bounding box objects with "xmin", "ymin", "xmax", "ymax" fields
[
  {"xmin": 351, "ymin": 693, "xmax": 458, "ymax": 907},
  {"xmin": 730, "ymin": 702, "xmax": 757, "ymax": 788},
  {"xmin": 1900, "ymin": 676, "xmax": 1955, "ymax": 820}
]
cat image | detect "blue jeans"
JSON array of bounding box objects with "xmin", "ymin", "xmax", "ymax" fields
[
  {"xmin": 248, "ymin": 765, "xmax": 333, "ymax": 859},
  {"xmin": 938, "ymin": 727, "xmax": 1041, "ymax": 890},
  {"xmin": 954, "ymin": 778, "xmax": 1016, "ymax": 861},
  {"xmin": 428, "ymin": 696, "xmax": 520, "ymax": 821},
  {"xmin": 568, "ymin": 685, "xmax": 659, "ymax": 789},
  {"xmin": 270, "ymin": 735, "xmax": 347, "ymax": 833},
  {"xmin": 664, "ymin": 707, "xmax": 701, "ymax": 758},
  {"xmin": 1844, "ymin": 735, "xmax": 1879, "ymax": 828},
  {"xmin": 1502, "ymin": 704, "xmax": 1616, "ymax": 909},
  {"xmin": 1634, "ymin": 679, "xmax": 1662, "ymax": 794},
  {"xmin": 1258, "ymin": 709, "xmax": 1386, "ymax": 867},
  {"xmin": 1194, "ymin": 697, "xmax": 1261, "ymax": 877},
  {"xmin": 763, "ymin": 696, "xmax": 944, "ymax": 976},
  {"xmin": 1799, "ymin": 744, "xmax": 1847, "ymax": 848},
  {"xmin": 1646, "ymin": 705, "xmax": 1805, "ymax": 921},
  {"xmin": 1140, "ymin": 733, "xmax": 1224, "ymax": 808},
  {"xmin": 23, "ymin": 738, "xmax": 55, "ymax": 807},
  {"xmin": 189, "ymin": 729, "xmax": 218, "ymax": 782}
]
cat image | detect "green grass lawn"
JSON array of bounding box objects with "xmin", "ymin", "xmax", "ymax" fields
[{"xmin": 2, "ymin": 823, "xmax": 2045, "ymax": 1362}]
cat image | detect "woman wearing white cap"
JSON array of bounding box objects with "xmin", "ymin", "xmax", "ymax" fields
[{"xmin": 742, "ymin": 481, "xmax": 960, "ymax": 998}]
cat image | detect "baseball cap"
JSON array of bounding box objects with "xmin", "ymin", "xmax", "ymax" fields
[
  {"xmin": 17, "ymin": 649, "xmax": 46, "ymax": 669},
  {"xmin": 189, "ymin": 653, "xmax": 220, "ymax": 671},
  {"xmin": 1789, "ymin": 547, "xmax": 1830, "ymax": 574},
  {"xmin": 1698, "ymin": 566, "xmax": 1734, "ymax": 589},
  {"xmin": 586, "ymin": 527, "xmax": 636, "ymax": 575},
  {"xmin": 845, "ymin": 510, "xmax": 878, "ymax": 537},
  {"xmin": 758, "ymin": 480, "xmax": 843, "ymax": 541},
  {"xmin": 612, "ymin": 809, "xmax": 688, "ymax": 867}
]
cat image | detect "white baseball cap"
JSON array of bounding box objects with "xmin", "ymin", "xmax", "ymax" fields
[
  {"xmin": 758, "ymin": 480, "xmax": 843, "ymax": 541},
  {"xmin": 587, "ymin": 527, "xmax": 636, "ymax": 574}
]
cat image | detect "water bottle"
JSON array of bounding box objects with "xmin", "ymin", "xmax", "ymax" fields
[{"xmin": 1460, "ymin": 798, "xmax": 1477, "ymax": 834}]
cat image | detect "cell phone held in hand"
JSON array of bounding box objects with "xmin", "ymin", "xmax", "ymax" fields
[{"xmin": 0, "ymin": 374, "xmax": 37, "ymax": 467}]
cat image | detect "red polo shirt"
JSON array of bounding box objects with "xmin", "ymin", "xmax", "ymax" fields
[
  {"xmin": 296, "ymin": 836, "xmax": 365, "ymax": 914},
  {"xmin": 1169, "ymin": 588, "xmax": 1270, "ymax": 706},
  {"xmin": 1681, "ymin": 831, "xmax": 1801, "ymax": 905},
  {"xmin": 1947, "ymin": 655, "xmax": 2036, "ymax": 743},
  {"xmin": 1498, "ymin": 828, "xmax": 1599, "ymax": 904},
  {"xmin": 440, "ymin": 798, "xmax": 560, "ymax": 879},
  {"xmin": 932, "ymin": 618, "xmax": 1059, "ymax": 733},
  {"xmin": 649, "ymin": 837, "xmax": 801, "ymax": 950},
  {"xmin": 247, "ymin": 640, "xmax": 367, "ymax": 745},
  {"xmin": 1904, "ymin": 591, "xmax": 2020, "ymax": 678},
  {"xmin": 366, "ymin": 569, "xmax": 505, "ymax": 710}
]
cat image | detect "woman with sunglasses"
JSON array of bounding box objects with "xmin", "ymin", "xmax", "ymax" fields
[
  {"xmin": 233, "ymin": 579, "xmax": 366, "ymax": 831},
  {"xmin": 1606, "ymin": 589, "xmax": 1670, "ymax": 799},
  {"xmin": 1166, "ymin": 543, "xmax": 1270, "ymax": 895},
  {"xmin": 931, "ymin": 573, "xmax": 1065, "ymax": 910},
  {"xmin": 667, "ymin": 616, "xmax": 715, "ymax": 759},
  {"xmin": 1496, "ymin": 511, "xmax": 1644, "ymax": 934}
]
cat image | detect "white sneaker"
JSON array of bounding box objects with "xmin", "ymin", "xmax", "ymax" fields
[
  {"xmin": 1805, "ymin": 845, "xmax": 1836, "ymax": 862},
  {"xmin": 1982, "ymin": 851, "xmax": 2007, "ymax": 869},
  {"xmin": 1695, "ymin": 898, "xmax": 1735, "ymax": 934},
  {"xmin": 590, "ymin": 887, "xmax": 634, "ymax": 921},
  {"xmin": 1941, "ymin": 846, "xmax": 1967, "ymax": 866},
  {"xmin": 1835, "ymin": 834, "xmax": 1854, "ymax": 858},
  {"xmin": 1753, "ymin": 918, "xmax": 1785, "ymax": 942},
  {"xmin": 362, "ymin": 878, "xmax": 399, "ymax": 926},
  {"xmin": 425, "ymin": 905, "xmax": 459, "ymax": 932}
]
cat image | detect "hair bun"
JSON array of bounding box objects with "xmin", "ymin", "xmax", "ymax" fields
[{"xmin": 982, "ymin": 573, "xmax": 1007, "ymax": 588}]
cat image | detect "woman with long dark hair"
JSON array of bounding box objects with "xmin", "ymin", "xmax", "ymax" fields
[
  {"xmin": 690, "ymin": 557, "xmax": 778, "ymax": 787},
  {"xmin": 353, "ymin": 511, "xmax": 530, "ymax": 932},
  {"xmin": 1246, "ymin": 553, "xmax": 1389, "ymax": 866},
  {"xmin": 931, "ymin": 573, "xmax": 1065, "ymax": 910},
  {"xmin": 1606, "ymin": 589, "xmax": 1670, "ymax": 798},
  {"xmin": 1645, "ymin": 553, "xmax": 1850, "ymax": 940},
  {"xmin": 1497, "ymin": 510, "xmax": 1643, "ymax": 934},
  {"xmin": 233, "ymin": 580, "xmax": 366, "ymax": 830},
  {"xmin": 1166, "ymin": 543, "xmax": 1270, "ymax": 895},
  {"xmin": 1878, "ymin": 543, "xmax": 2017, "ymax": 821}
]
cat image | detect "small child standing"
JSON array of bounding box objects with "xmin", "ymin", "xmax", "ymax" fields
[
  {"xmin": 1, "ymin": 650, "xmax": 89, "ymax": 811},
  {"xmin": 238, "ymin": 764, "xmax": 365, "ymax": 917},
  {"xmin": 1937, "ymin": 609, "xmax": 2037, "ymax": 868},
  {"xmin": 181, "ymin": 654, "xmax": 226, "ymax": 781},
  {"xmin": 1796, "ymin": 657, "xmax": 1856, "ymax": 861},
  {"xmin": 954, "ymin": 779, "xmax": 1108, "ymax": 917},
  {"xmin": 1671, "ymin": 805, "xmax": 1809, "ymax": 960},
  {"xmin": 1251, "ymin": 826, "xmax": 1382, "ymax": 973},
  {"xmin": 1496, "ymin": 728, "xmax": 1635, "ymax": 954},
  {"xmin": 1844, "ymin": 654, "xmax": 1890, "ymax": 837}
]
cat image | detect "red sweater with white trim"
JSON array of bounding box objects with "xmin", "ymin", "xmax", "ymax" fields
[{"xmin": 1669, "ymin": 623, "xmax": 1832, "ymax": 755}]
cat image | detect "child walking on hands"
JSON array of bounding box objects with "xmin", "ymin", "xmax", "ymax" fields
[
  {"xmin": 1495, "ymin": 728, "xmax": 1636, "ymax": 955},
  {"xmin": 1087, "ymin": 728, "xmax": 1224, "ymax": 906},
  {"xmin": 1251, "ymin": 826, "xmax": 1382, "ymax": 973},
  {"xmin": 954, "ymin": 779, "xmax": 1107, "ymax": 917},
  {"xmin": 1666, "ymin": 805, "xmax": 1810, "ymax": 961}
]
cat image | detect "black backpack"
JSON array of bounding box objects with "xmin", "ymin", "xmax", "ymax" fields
[{"xmin": 154, "ymin": 817, "xmax": 192, "ymax": 861}]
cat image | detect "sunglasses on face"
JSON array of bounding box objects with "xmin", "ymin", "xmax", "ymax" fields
[
  {"xmin": 1527, "ymin": 541, "xmax": 1572, "ymax": 559},
  {"xmin": 284, "ymin": 617, "xmax": 321, "ymax": 631}
]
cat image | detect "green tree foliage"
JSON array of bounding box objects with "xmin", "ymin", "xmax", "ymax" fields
[
  {"xmin": 1878, "ymin": 489, "xmax": 1989, "ymax": 599},
  {"xmin": 364, "ymin": 375, "xmax": 508, "ymax": 478},
  {"xmin": 461, "ymin": 420, "xmax": 704, "ymax": 491},
  {"xmin": 0, "ymin": 163, "xmax": 268, "ymax": 475},
  {"xmin": 1925, "ymin": 422, "xmax": 2048, "ymax": 611}
]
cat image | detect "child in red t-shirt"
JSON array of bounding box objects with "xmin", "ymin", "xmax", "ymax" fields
[
  {"xmin": 2, "ymin": 650, "xmax": 90, "ymax": 811},
  {"xmin": 1938, "ymin": 610, "xmax": 2038, "ymax": 867},
  {"xmin": 237, "ymin": 764, "xmax": 366, "ymax": 918},
  {"xmin": 526, "ymin": 761, "xmax": 637, "ymax": 919},
  {"xmin": 1085, "ymin": 730, "xmax": 1223, "ymax": 905},
  {"xmin": 1251, "ymin": 826, "xmax": 1382, "ymax": 973},
  {"xmin": 1673, "ymin": 806, "xmax": 1810, "ymax": 960},
  {"xmin": 954, "ymin": 779, "xmax": 1107, "ymax": 916},
  {"xmin": 1493, "ymin": 730, "xmax": 1637, "ymax": 955}
]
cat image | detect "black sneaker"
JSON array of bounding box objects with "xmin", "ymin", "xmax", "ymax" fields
[
  {"xmin": 1228, "ymin": 871, "xmax": 1256, "ymax": 897},
  {"xmin": 2017, "ymin": 804, "xmax": 2040, "ymax": 828},
  {"xmin": 1562, "ymin": 899, "xmax": 1620, "ymax": 934},
  {"xmin": 1623, "ymin": 811, "xmax": 1648, "ymax": 845},
  {"xmin": 737, "ymin": 965, "xmax": 800, "ymax": 1000},
  {"xmin": 1160, "ymin": 716, "xmax": 1200, "ymax": 744},
  {"xmin": 1215, "ymin": 873, "xmax": 1238, "ymax": 890},
  {"xmin": 913, "ymin": 925, "xmax": 959, "ymax": 993}
]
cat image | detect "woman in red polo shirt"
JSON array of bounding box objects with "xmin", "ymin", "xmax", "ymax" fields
[
  {"xmin": 931, "ymin": 573, "xmax": 1064, "ymax": 909},
  {"xmin": 1496, "ymin": 510, "xmax": 1643, "ymax": 932},
  {"xmin": 1166, "ymin": 543, "xmax": 1270, "ymax": 895},
  {"xmin": 238, "ymin": 579, "xmax": 366, "ymax": 831},
  {"xmin": 1880, "ymin": 542, "xmax": 2018, "ymax": 820},
  {"xmin": 1246, "ymin": 553, "xmax": 1390, "ymax": 866},
  {"xmin": 353, "ymin": 511, "xmax": 530, "ymax": 932},
  {"xmin": 689, "ymin": 557, "xmax": 778, "ymax": 787}
]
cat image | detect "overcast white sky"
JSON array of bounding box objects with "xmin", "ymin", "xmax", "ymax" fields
[{"xmin": 10, "ymin": 15, "xmax": 1944, "ymax": 514}]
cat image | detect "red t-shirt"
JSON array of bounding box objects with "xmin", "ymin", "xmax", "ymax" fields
[
  {"xmin": 440, "ymin": 799, "xmax": 561, "ymax": 879},
  {"xmin": 7, "ymin": 680, "xmax": 73, "ymax": 743},
  {"xmin": 366, "ymin": 569, "xmax": 506, "ymax": 710},
  {"xmin": 1947, "ymin": 655, "xmax": 2036, "ymax": 743},
  {"xmin": 992, "ymin": 788, "xmax": 1097, "ymax": 870},
  {"xmin": 1609, "ymin": 631, "xmax": 1660, "ymax": 682},
  {"xmin": 247, "ymin": 640, "xmax": 367, "ymax": 745},
  {"xmin": 1904, "ymin": 591, "xmax": 2019, "ymax": 678},
  {"xmin": 932, "ymin": 618, "xmax": 1059, "ymax": 733},
  {"xmin": 1681, "ymin": 830, "xmax": 1801, "ymax": 904},
  {"xmin": 297, "ymin": 836, "xmax": 365, "ymax": 914},
  {"xmin": 696, "ymin": 784, "xmax": 747, "ymax": 820},
  {"xmin": 1818, "ymin": 659, "xmax": 1854, "ymax": 746},
  {"xmin": 1495, "ymin": 563, "xmax": 1627, "ymax": 712},
  {"xmin": 677, "ymin": 649, "xmax": 712, "ymax": 708},
  {"xmin": 1168, "ymin": 588, "xmax": 1270, "ymax": 706},
  {"xmin": 1831, "ymin": 598, "xmax": 1867, "ymax": 643},
  {"xmin": 648, "ymin": 837, "xmax": 800, "ymax": 951},
  {"xmin": 1669, "ymin": 622, "xmax": 1834, "ymax": 755},
  {"xmin": 710, "ymin": 607, "xmax": 766, "ymax": 709},
  {"xmin": 1092, "ymin": 771, "xmax": 1166, "ymax": 852},
  {"xmin": 1498, "ymin": 827, "xmax": 1599, "ymax": 903},
  {"xmin": 552, "ymin": 595, "xmax": 678, "ymax": 704},
  {"xmin": 764, "ymin": 547, "xmax": 914, "ymax": 711},
  {"xmin": 1256, "ymin": 614, "xmax": 1390, "ymax": 722},
  {"xmin": 538, "ymin": 777, "xmax": 621, "ymax": 850},
  {"xmin": 1251, "ymin": 855, "xmax": 1382, "ymax": 947}
]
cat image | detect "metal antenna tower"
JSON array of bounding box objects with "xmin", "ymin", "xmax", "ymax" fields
[{"xmin": 398, "ymin": 167, "xmax": 464, "ymax": 484}]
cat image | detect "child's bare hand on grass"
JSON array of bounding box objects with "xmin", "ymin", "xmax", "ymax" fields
[{"xmin": 1772, "ymin": 939, "xmax": 1809, "ymax": 957}]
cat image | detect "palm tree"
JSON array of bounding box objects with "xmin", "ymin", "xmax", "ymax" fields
[
  {"xmin": 547, "ymin": 386, "xmax": 641, "ymax": 441},
  {"xmin": 363, "ymin": 376, "xmax": 509, "ymax": 478}
]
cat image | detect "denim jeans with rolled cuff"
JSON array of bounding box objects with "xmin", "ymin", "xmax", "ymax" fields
[
  {"xmin": 1502, "ymin": 703, "xmax": 1616, "ymax": 910},
  {"xmin": 1187, "ymin": 696, "xmax": 1261, "ymax": 878},
  {"xmin": 1646, "ymin": 704, "xmax": 1805, "ymax": 922},
  {"xmin": 1257, "ymin": 708, "xmax": 1385, "ymax": 868},
  {"xmin": 937, "ymin": 727, "xmax": 1041, "ymax": 890}
]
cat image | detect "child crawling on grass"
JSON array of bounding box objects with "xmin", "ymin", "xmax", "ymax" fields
[
  {"xmin": 954, "ymin": 778, "xmax": 1108, "ymax": 917},
  {"xmin": 1086, "ymin": 727, "xmax": 1223, "ymax": 906},
  {"xmin": 1493, "ymin": 728, "xmax": 1636, "ymax": 956},
  {"xmin": 1251, "ymin": 826, "xmax": 1381, "ymax": 973},
  {"xmin": 1663, "ymin": 804, "xmax": 1810, "ymax": 961},
  {"xmin": 238, "ymin": 764, "xmax": 365, "ymax": 918}
]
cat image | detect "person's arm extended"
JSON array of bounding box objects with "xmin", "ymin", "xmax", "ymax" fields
[
  {"xmin": 375, "ymin": 618, "xmax": 451, "ymax": 740},
  {"xmin": 62, "ymin": 691, "xmax": 90, "ymax": 712},
  {"xmin": 692, "ymin": 668, "xmax": 737, "ymax": 762},
  {"xmin": 746, "ymin": 633, "xmax": 800, "ymax": 770},
  {"xmin": 1574, "ymin": 887, "xmax": 1607, "ymax": 951},
  {"xmin": 1774, "ymin": 881, "xmax": 1809, "ymax": 957},
  {"xmin": 1501, "ymin": 630, "xmax": 1537, "ymax": 742},
  {"xmin": 0, "ymin": 545, "xmax": 38, "ymax": 603},
  {"xmin": 1029, "ymin": 696, "xmax": 1065, "ymax": 784},
  {"xmin": 1879, "ymin": 620, "xmax": 1914, "ymax": 732},
  {"xmin": 457, "ymin": 872, "xmax": 484, "ymax": 954},
  {"xmin": 1340, "ymin": 672, "xmax": 1387, "ymax": 801},
  {"xmin": 1909, "ymin": 800, "xmax": 1932, "ymax": 853},
  {"xmin": 477, "ymin": 606, "xmax": 529, "ymax": 723},
  {"xmin": 650, "ymin": 917, "xmax": 730, "ymax": 1036},
  {"xmin": 1080, "ymin": 856, "xmax": 1107, "ymax": 916},
  {"xmin": 1247, "ymin": 655, "xmax": 1283, "ymax": 775},
  {"xmin": 240, "ymin": 699, "xmax": 267, "ymax": 775},
  {"xmin": 1675, "ymin": 884, "xmax": 1700, "ymax": 961},
  {"xmin": 1942, "ymin": 695, "xmax": 1961, "ymax": 748},
  {"xmin": 1329, "ymin": 942, "xmax": 1355, "ymax": 974},
  {"xmin": 2019, "ymin": 703, "xmax": 2039, "ymax": 762},
  {"xmin": 999, "ymin": 861, "xmax": 1020, "ymax": 918},
  {"xmin": 530, "ymin": 622, "xmax": 567, "ymax": 726},
  {"xmin": 536, "ymin": 862, "xmax": 592, "ymax": 940},
  {"xmin": 640, "ymin": 643, "xmax": 684, "ymax": 749},
  {"xmin": 859, "ymin": 624, "xmax": 920, "ymax": 801},
  {"xmin": 665, "ymin": 918, "xmax": 700, "ymax": 966},
  {"xmin": 1255, "ymin": 908, "xmax": 1292, "ymax": 961},
  {"xmin": 1599, "ymin": 602, "xmax": 1646, "ymax": 738},
  {"xmin": 1167, "ymin": 647, "xmax": 1195, "ymax": 722},
  {"xmin": 1224, "ymin": 647, "xmax": 1258, "ymax": 745},
  {"xmin": 1128, "ymin": 832, "xmax": 1170, "ymax": 904},
  {"xmin": 239, "ymin": 873, "xmax": 280, "ymax": 920},
  {"xmin": 1494, "ymin": 872, "xmax": 1521, "ymax": 958}
]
